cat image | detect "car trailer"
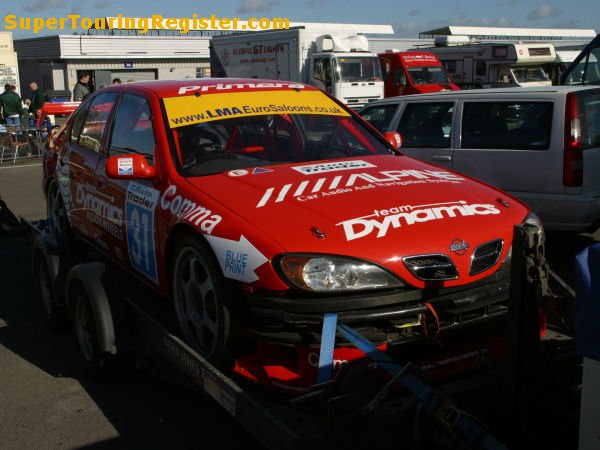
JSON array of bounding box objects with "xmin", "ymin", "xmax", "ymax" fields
[{"xmin": 20, "ymin": 212, "xmax": 575, "ymax": 450}]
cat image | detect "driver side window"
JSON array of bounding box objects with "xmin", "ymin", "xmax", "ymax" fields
[{"xmin": 109, "ymin": 94, "xmax": 156, "ymax": 164}]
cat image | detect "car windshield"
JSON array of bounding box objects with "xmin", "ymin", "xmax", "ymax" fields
[
  {"xmin": 335, "ymin": 56, "xmax": 382, "ymax": 82},
  {"xmin": 406, "ymin": 66, "xmax": 451, "ymax": 84},
  {"xmin": 170, "ymin": 112, "xmax": 391, "ymax": 176},
  {"xmin": 511, "ymin": 66, "xmax": 549, "ymax": 83}
]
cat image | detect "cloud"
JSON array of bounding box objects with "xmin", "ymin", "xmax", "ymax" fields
[
  {"xmin": 237, "ymin": 0, "xmax": 278, "ymax": 14},
  {"xmin": 408, "ymin": 9, "xmax": 420, "ymax": 16},
  {"xmin": 527, "ymin": 4, "xmax": 561, "ymax": 21},
  {"xmin": 305, "ymin": 0, "xmax": 323, "ymax": 8},
  {"xmin": 94, "ymin": 0, "xmax": 116, "ymax": 8},
  {"xmin": 23, "ymin": 0, "xmax": 65, "ymax": 13},
  {"xmin": 454, "ymin": 16, "xmax": 513, "ymax": 27}
]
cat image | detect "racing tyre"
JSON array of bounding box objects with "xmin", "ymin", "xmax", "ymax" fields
[
  {"xmin": 34, "ymin": 250, "xmax": 67, "ymax": 329},
  {"xmin": 71, "ymin": 282, "xmax": 116, "ymax": 377},
  {"xmin": 47, "ymin": 181, "xmax": 70, "ymax": 237},
  {"xmin": 171, "ymin": 235, "xmax": 241, "ymax": 368}
]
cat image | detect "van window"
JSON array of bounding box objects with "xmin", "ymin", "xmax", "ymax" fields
[
  {"xmin": 462, "ymin": 101, "xmax": 553, "ymax": 150},
  {"xmin": 359, "ymin": 104, "xmax": 398, "ymax": 133},
  {"xmin": 579, "ymin": 92, "xmax": 600, "ymax": 149},
  {"xmin": 396, "ymin": 102, "xmax": 453, "ymax": 148}
]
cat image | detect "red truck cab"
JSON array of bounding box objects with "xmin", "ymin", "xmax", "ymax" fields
[{"xmin": 379, "ymin": 51, "xmax": 460, "ymax": 97}]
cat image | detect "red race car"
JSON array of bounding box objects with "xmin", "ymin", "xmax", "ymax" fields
[{"xmin": 44, "ymin": 79, "xmax": 541, "ymax": 392}]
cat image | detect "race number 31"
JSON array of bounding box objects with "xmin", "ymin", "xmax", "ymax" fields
[{"xmin": 126, "ymin": 182, "xmax": 160, "ymax": 283}]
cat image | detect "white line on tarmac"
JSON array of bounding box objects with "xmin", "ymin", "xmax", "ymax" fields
[{"xmin": 0, "ymin": 163, "xmax": 43, "ymax": 170}]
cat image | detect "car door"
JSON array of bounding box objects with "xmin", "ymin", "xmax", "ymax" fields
[
  {"xmin": 62, "ymin": 92, "xmax": 118, "ymax": 245},
  {"xmin": 452, "ymin": 98, "xmax": 555, "ymax": 195},
  {"xmin": 96, "ymin": 92, "xmax": 161, "ymax": 283},
  {"xmin": 394, "ymin": 100, "xmax": 456, "ymax": 168}
]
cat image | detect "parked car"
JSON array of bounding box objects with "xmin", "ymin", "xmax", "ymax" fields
[
  {"xmin": 43, "ymin": 79, "xmax": 539, "ymax": 392},
  {"xmin": 359, "ymin": 86, "xmax": 600, "ymax": 232}
]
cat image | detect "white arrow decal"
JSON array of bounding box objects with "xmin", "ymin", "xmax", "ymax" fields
[{"xmin": 205, "ymin": 235, "xmax": 268, "ymax": 283}]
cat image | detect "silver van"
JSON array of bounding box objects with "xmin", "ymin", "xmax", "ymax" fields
[{"xmin": 359, "ymin": 86, "xmax": 600, "ymax": 232}]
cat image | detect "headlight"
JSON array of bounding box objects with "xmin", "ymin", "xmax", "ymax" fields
[
  {"xmin": 277, "ymin": 254, "xmax": 404, "ymax": 292},
  {"xmin": 523, "ymin": 211, "xmax": 545, "ymax": 245}
]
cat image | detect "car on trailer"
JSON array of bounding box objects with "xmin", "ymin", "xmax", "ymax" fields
[{"xmin": 41, "ymin": 78, "xmax": 542, "ymax": 393}]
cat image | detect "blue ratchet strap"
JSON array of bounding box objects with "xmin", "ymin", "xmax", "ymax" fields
[
  {"xmin": 317, "ymin": 313, "xmax": 338, "ymax": 384},
  {"xmin": 337, "ymin": 324, "xmax": 507, "ymax": 450}
]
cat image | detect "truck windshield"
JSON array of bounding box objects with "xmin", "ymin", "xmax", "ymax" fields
[
  {"xmin": 406, "ymin": 66, "xmax": 451, "ymax": 85},
  {"xmin": 511, "ymin": 67, "xmax": 549, "ymax": 83},
  {"xmin": 335, "ymin": 56, "xmax": 382, "ymax": 82}
]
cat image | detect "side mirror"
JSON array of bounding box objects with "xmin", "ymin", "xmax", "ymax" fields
[
  {"xmin": 106, "ymin": 154, "xmax": 157, "ymax": 179},
  {"xmin": 384, "ymin": 132, "xmax": 403, "ymax": 150}
]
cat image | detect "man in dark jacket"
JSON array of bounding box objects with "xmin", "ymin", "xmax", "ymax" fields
[
  {"xmin": 73, "ymin": 72, "xmax": 91, "ymax": 101},
  {"xmin": 0, "ymin": 83, "xmax": 23, "ymax": 126},
  {"xmin": 27, "ymin": 82, "xmax": 45, "ymax": 118}
]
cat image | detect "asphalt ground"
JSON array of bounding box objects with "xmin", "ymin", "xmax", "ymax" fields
[{"xmin": 0, "ymin": 160, "xmax": 596, "ymax": 449}]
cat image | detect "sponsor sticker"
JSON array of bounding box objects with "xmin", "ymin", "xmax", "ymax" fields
[
  {"xmin": 252, "ymin": 167, "xmax": 272, "ymax": 175},
  {"xmin": 118, "ymin": 157, "xmax": 133, "ymax": 176},
  {"xmin": 204, "ymin": 235, "xmax": 268, "ymax": 283},
  {"xmin": 256, "ymin": 169, "xmax": 465, "ymax": 208},
  {"xmin": 228, "ymin": 169, "xmax": 249, "ymax": 177},
  {"xmin": 337, "ymin": 200, "xmax": 501, "ymax": 241},
  {"xmin": 164, "ymin": 90, "xmax": 349, "ymax": 128},
  {"xmin": 126, "ymin": 182, "xmax": 160, "ymax": 282},
  {"xmin": 292, "ymin": 160, "xmax": 375, "ymax": 175}
]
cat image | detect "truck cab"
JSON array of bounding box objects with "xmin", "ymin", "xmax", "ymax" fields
[
  {"xmin": 378, "ymin": 51, "xmax": 460, "ymax": 97},
  {"xmin": 309, "ymin": 35, "xmax": 384, "ymax": 108}
]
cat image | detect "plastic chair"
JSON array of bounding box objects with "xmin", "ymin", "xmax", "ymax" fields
[{"xmin": 0, "ymin": 126, "xmax": 31, "ymax": 164}]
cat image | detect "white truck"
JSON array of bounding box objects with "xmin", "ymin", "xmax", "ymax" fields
[
  {"xmin": 426, "ymin": 38, "xmax": 556, "ymax": 88},
  {"xmin": 210, "ymin": 28, "xmax": 384, "ymax": 108}
]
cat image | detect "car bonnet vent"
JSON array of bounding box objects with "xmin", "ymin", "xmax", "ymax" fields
[
  {"xmin": 403, "ymin": 254, "xmax": 458, "ymax": 281},
  {"xmin": 470, "ymin": 239, "xmax": 504, "ymax": 275}
]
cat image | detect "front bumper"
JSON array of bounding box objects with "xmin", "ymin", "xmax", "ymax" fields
[{"xmin": 246, "ymin": 265, "xmax": 511, "ymax": 345}]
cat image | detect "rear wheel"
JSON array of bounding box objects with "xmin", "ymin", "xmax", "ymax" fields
[
  {"xmin": 34, "ymin": 251, "xmax": 67, "ymax": 328},
  {"xmin": 171, "ymin": 236, "xmax": 241, "ymax": 367},
  {"xmin": 47, "ymin": 181, "xmax": 69, "ymax": 236}
]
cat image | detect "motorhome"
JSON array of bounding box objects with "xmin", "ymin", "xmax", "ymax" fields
[
  {"xmin": 210, "ymin": 28, "xmax": 384, "ymax": 108},
  {"xmin": 427, "ymin": 39, "xmax": 556, "ymax": 88}
]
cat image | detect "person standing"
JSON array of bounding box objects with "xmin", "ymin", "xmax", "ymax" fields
[
  {"xmin": 27, "ymin": 82, "xmax": 45, "ymax": 118},
  {"xmin": 0, "ymin": 83, "xmax": 23, "ymax": 126},
  {"xmin": 72, "ymin": 72, "xmax": 91, "ymax": 101}
]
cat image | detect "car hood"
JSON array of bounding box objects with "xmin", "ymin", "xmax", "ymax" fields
[{"xmin": 186, "ymin": 155, "xmax": 529, "ymax": 287}]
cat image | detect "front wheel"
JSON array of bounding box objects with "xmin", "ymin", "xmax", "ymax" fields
[{"xmin": 171, "ymin": 236, "xmax": 241, "ymax": 367}]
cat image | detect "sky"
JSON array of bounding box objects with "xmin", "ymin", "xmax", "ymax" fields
[{"xmin": 3, "ymin": 0, "xmax": 599, "ymax": 39}]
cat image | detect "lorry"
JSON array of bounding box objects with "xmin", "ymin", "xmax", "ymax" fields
[
  {"xmin": 426, "ymin": 38, "xmax": 556, "ymax": 88},
  {"xmin": 210, "ymin": 28, "xmax": 384, "ymax": 108},
  {"xmin": 561, "ymin": 34, "xmax": 600, "ymax": 85},
  {"xmin": 378, "ymin": 50, "xmax": 460, "ymax": 97}
]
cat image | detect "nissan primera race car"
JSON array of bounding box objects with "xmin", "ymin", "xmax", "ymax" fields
[{"xmin": 44, "ymin": 79, "xmax": 541, "ymax": 392}]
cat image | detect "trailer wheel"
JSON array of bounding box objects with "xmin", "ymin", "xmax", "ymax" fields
[
  {"xmin": 171, "ymin": 235, "xmax": 240, "ymax": 368},
  {"xmin": 71, "ymin": 282, "xmax": 115, "ymax": 377},
  {"xmin": 47, "ymin": 181, "xmax": 69, "ymax": 237},
  {"xmin": 34, "ymin": 250, "xmax": 67, "ymax": 328}
]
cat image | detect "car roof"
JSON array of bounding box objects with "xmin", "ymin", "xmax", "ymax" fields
[
  {"xmin": 367, "ymin": 85, "xmax": 600, "ymax": 105},
  {"xmin": 96, "ymin": 78, "xmax": 318, "ymax": 98}
]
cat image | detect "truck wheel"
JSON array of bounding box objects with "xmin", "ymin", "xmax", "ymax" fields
[
  {"xmin": 171, "ymin": 235, "xmax": 240, "ymax": 368},
  {"xmin": 47, "ymin": 181, "xmax": 69, "ymax": 236},
  {"xmin": 71, "ymin": 282, "xmax": 115, "ymax": 377},
  {"xmin": 34, "ymin": 251, "xmax": 67, "ymax": 328}
]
